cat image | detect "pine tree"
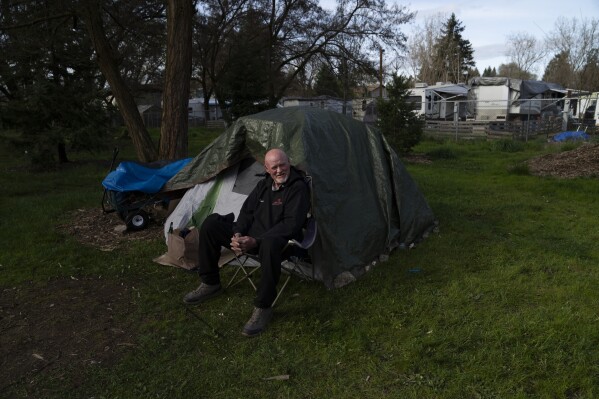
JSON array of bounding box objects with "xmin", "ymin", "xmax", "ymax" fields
[
  {"xmin": 542, "ymin": 51, "xmax": 573, "ymax": 87},
  {"xmin": 313, "ymin": 65, "xmax": 343, "ymax": 98},
  {"xmin": 376, "ymin": 74, "xmax": 423, "ymax": 154},
  {"xmin": 0, "ymin": 2, "xmax": 111, "ymax": 167},
  {"xmin": 432, "ymin": 13, "xmax": 475, "ymax": 83}
]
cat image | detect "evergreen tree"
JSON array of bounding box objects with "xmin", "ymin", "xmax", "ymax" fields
[
  {"xmin": 498, "ymin": 62, "xmax": 536, "ymax": 80},
  {"xmin": 542, "ymin": 51, "xmax": 573, "ymax": 87},
  {"xmin": 482, "ymin": 67, "xmax": 498, "ymax": 77},
  {"xmin": 376, "ymin": 74, "xmax": 423, "ymax": 154},
  {"xmin": 467, "ymin": 67, "xmax": 480, "ymax": 79},
  {"xmin": 218, "ymin": 9, "xmax": 273, "ymax": 120},
  {"xmin": 0, "ymin": 1, "xmax": 110, "ymax": 167},
  {"xmin": 580, "ymin": 49, "xmax": 599, "ymax": 92},
  {"xmin": 313, "ymin": 65, "xmax": 343, "ymax": 97},
  {"xmin": 432, "ymin": 13, "xmax": 475, "ymax": 83}
]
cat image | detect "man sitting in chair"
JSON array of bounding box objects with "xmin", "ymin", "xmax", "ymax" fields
[{"xmin": 183, "ymin": 148, "xmax": 310, "ymax": 337}]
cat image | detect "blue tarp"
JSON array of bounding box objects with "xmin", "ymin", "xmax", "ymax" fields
[
  {"xmin": 102, "ymin": 158, "xmax": 192, "ymax": 193},
  {"xmin": 552, "ymin": 131, "xmax": 590, "ymax": 142}
]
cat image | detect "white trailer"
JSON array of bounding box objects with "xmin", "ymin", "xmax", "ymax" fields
[
  {"xmin": 407, "ymin": 82, "xmax": 470, "ymax": 120},
  {"xmin": 188, "ymin": 97, "xmax": 223, "ymax": 121},
  {"xmin": 468, "ymin": 77, "xmax": 566, "ymax": 121},
  {"xmin": 577, "ymin": 92, "xmax": 599, "ymax": 125},
  {"xmin": 408, "ymin": 83, "xmax": 427, "ymax": 116}
]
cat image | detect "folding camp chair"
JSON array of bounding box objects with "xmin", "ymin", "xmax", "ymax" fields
[
  {"xmin": 225, "ymin": 216, "xmax": 317, "ymax": 307},
  {"xmin": 225, "ymin": 175, "xmax": 317, "ymax": 307}
]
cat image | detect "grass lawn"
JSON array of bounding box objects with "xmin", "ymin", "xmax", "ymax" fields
[{"xmin": 1, "ymin": 129, "xmax": 598, "ymax": 398}]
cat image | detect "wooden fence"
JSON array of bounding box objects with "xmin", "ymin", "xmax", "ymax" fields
[{"xmin": 423, "ymin": 119, "xmax": 596, "ymax": 141}]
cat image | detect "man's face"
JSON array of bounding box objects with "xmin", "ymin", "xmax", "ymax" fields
[{"xmin": 264, "ymin": 150, "xmax": 290, "ymax": 187}]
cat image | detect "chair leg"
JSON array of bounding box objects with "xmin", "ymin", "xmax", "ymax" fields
[
  {"xmin": 226, "ymin": 254, "xmax": 258, "ymax": 291},
  {"xmin": 271, "ymin": 274, "xmax": 291, "ymax": 307},
  {"xmin": 226, "ymin": 253, "xmax": 312, "ymax": 307}
]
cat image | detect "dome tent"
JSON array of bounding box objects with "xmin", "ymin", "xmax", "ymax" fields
[{"xmin": 164, "ymin": 107, "xmax": 436, "ymax": 288}]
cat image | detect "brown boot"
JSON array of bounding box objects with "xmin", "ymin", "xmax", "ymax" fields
[
  {"xmin": 182, "ymin": 283, "xmax": 222, "ymax": 305},
  {"xmin": 241, "ymin": 307, "xmax": 273, "ymax": 337}
]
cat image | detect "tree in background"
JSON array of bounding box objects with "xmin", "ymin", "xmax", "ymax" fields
[
  {"xmin": 465, "ymin": 67, "xmax": 480, "ymax": 80},
  {"xmin": 505, "ymin": 32, "xmax": 546, "ymax": 79},
  {"xmin": 2, "ymin": 0, "xmax": 196, "ymax": 163},
  {"xmin": 431, "ymin": 13, "xmax": 475, "ymax": 84},
  {"xmin": 404, "ymin": 14, "xmax": 444, "ymax": 84},
  {"xmin": 2, "ymin": 0, "xmax": 417, "ymax": 162},
  {"xmin": 160, "ymin": 0, "xmax": 193, "ymax": 160},
  {"xmin": 497, "ymin": 62, "xmax": 536, "ymax": 80},
  {"xmin": 218, "ymin": 8, "xmax": 273, "ymax": 120},
  {"xmin": 482, "ymin": 67, "xmax": 497, "ymax": 77},
  {"xmin": 266, "ymin": 0, "xmax": 414, "ymax": 107},
  {"xmin": 542, "ymin": 51, "xmax": 574, "ymax": 87},
  {"xmin": 80, "ymin": 0, "xmax": 164, "ymax": 162},
  {"xmin": 315, "ymin": 33, "xmax": 378, "ymax": 112},
  {"xmin": 193, "ymin": 0, "xmax": 251, "ymax": 122},
  {"xmin": 376, "ymin": 74, "xmax": 423, "ymax": 154},
  {"xmin": 195, "ymin": 0, "xmax": 414, "ymax": 118},
  {"xmin": 580, "ymin": 49, "xmax": 599, "ymax": 92},
  {"xmin": 313, "ymin": 65, "xmax": 344, "ymax": 97},
  {"xmin": 3, "ymin": 77, "xmax": 110, "ymax": 168},
  {"xmin": 545, "ymin": 16, "xmax": 599, "ymax": 89},
  {"xmin": 0, "ymin": 0, "xmax": 111, "ymax": 166}
]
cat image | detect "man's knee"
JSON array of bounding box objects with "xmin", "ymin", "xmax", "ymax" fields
[{"xmin": 200, "ymin": 213, "xmax": 233, "ymax": 235}]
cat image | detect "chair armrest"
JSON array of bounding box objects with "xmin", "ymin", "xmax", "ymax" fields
[{"xmin": 288, "ymin": 218, "xmax": 317, "ymax": 250}]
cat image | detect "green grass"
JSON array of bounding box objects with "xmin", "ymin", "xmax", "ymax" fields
[{"xmin": 1, "ymin": 132, "xmax": 599, "ymax": 398}]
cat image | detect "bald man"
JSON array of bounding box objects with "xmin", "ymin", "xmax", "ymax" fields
[{"xmin": 183, "ymin": 149, "xmax": 310, "ymax": 337}]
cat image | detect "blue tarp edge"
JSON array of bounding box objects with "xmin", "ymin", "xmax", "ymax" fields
[
  {"xmin": 102, "ymin": 158, "xmax": 192, "ymax": 193},
  {"xmin": 552, "ymin": 131, "xmax": 590, "ymax": 142}
]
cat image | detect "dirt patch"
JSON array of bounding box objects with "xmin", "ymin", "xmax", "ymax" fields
[
  {"xmin": 57, "ymin": 208, "xmax": 164, "ymax": 251},
  {"xmin": 528, "ymin": 143, "xmax": 599, "ymax": 179},
  {"xmin": 401, "ymin": 153, "xmax": 433, "ymax": 165},
  {"xmin": 0, "ymin": 278, "xmax": 138, "ymax": 396},
  {"xmin": 1, "ymin": 209, "xmax": 165, "ymax": 396}
]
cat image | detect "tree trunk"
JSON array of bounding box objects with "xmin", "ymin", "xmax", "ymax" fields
[
  {"xmin": 57, "ymin": 142, "xmax": 69, "ymax": 163},
  {"xmin": 80, "ymin": 1, "xmax": 157, "ymax": 163},
  {"xmin": 202, "ymin": 82, "xmax": 212, "ymax": 121},
  {"xmin": 159, "ymin": 0, "xmax": 193, "ymax": 160}
]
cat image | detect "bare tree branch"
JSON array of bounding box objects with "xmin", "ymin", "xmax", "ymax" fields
[{"xmin": 0, "ymin": 12, "xmax": 73, "ymax": 31}]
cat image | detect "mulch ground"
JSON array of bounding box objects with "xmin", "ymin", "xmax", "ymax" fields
[
  {"xmin": 527, "ymin": 143, "xmax": 599, "ymax": 178},
  {"xmin": 57, "ymin": 207, "xmax": 165, "ymax": 251}
]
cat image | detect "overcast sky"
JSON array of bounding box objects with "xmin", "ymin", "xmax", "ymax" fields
[
  {"xmin": 403, "ymin": 0, "xmax": 599, "ymax": 75},
  {"xmin": 320, "ymin": 0, "xmax": 599, "ymax": 78}
]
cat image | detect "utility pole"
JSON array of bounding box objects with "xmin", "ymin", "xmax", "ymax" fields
[{"xmin": 379, "ymin": 47, "xmax": 385, "ymax": 98}]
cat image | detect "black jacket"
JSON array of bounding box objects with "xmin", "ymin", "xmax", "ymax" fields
[{"xmin": 233, "ymin": 166, "xmax": 310, "ymax": 242}]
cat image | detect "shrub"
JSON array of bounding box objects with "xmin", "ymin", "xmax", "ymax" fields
[
  {"xmin": 426, "ymin": 146, "xmax": 458, "ymax": 160},
  {"xmin": 559, "ymin": 142, "xmax": 579, "ymax": 152},
  {"xmin": 376, "ymin": 74, "xmax": 423, "ymax": 154},
  {"xmin": 507, "ymin": 162, "xmax": 531, "ymax": 175},
  {"xmin": 490, "ymin": 139, "xmax": 525, "ymax": 153}
]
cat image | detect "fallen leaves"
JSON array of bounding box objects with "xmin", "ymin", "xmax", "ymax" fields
[{"xmin": 56, "ymin": 208, "xmax": 163, "ymax": 251}]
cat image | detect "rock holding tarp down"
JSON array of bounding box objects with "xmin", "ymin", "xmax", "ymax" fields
[{"xmin": 164, "ymin": 107, "xmax": 437, "ymax": 288}]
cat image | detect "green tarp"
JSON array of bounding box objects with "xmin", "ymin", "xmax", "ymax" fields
[{"xmin": 165, "ymin": 107, "xmax": 436, "ymax": 288}]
